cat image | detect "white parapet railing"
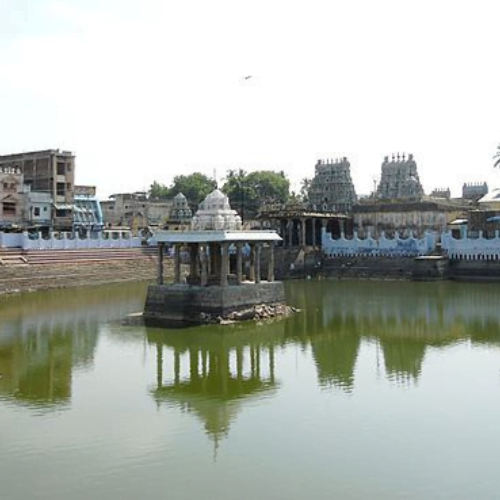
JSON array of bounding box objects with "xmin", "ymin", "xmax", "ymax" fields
[
  {"xmin": 0, "ymin": 232, "xmax": 24, "ymax": 248},
  {"xmin": 322, "ymin": 229, "xmax": 437, "ymax": 258},
  {"xmin": 0, "ymin": 231, "xmax": 143, "ymax": 250},
  {"xmin": 441, "ymin": 231, "xmax": 500, "ymax": 261},
  {"xmin": 322, "ymin": 229, "xmax": 500, "ymax": 261}
]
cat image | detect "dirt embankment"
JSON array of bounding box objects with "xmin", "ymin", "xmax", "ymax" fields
[{"xmin": 0, "ymin": 258, "xmax": 172, "ymax": 295}]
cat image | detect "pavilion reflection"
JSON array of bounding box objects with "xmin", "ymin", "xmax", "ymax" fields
[
  {"xmin": 0, "ymin": 283, "xmax": 146, "ymax": 409},
  {"xmin": 147, "ymin": 321, "xmax": 285, "ymax": 445}
]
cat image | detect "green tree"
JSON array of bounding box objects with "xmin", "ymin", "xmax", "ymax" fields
[
  {"xmin": 494, "ymin": 144, "xmax": 500, "ymax": 168},
  {"xmin": 222, "ymin": 169, "xmax": 290, "ymax": 221},
  {"xmin": 148, "ymin": 181, "xmax": 171, "ymax": 199},
  {"xmin": 299, "ymin": 177, "xmax": 311, "ymax": 202},
  {"xmin": 170, "ymin": 173, "xmax": 217, "ymax": 211}
]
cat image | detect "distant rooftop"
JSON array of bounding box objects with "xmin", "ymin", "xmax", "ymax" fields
[
  {"xmin": 478, "ymin": 188, "xmax": 500, "ymax": 203},
  {"xmin": 0, "ymin": 149, "xmax": 74, "ymax": 159}
]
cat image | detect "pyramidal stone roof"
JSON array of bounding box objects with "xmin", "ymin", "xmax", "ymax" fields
[{"xmin": 191, "ymin": 189, "xmax": 242, "ymax": 231}]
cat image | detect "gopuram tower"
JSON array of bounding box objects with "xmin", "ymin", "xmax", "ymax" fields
[
  {"xmin": 308, "ymin": 157, "xmax": 357, "ymax": 212},
  {"xmin": 376, "ymin": 153, "xmax": 424, "ymax": 200}
]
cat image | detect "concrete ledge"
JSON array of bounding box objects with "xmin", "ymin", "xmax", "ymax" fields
[{"xmin": 143, "ymin": 281, "xmax": 285, "ymax": 327}]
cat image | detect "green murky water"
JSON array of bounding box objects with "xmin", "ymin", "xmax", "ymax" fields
[{"xmin": 1, "ymin": 280, "xmax": 500, "ymax": 500}]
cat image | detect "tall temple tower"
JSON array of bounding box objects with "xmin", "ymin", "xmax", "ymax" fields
[
  {"xmin": 308, "ymin": 157, "xmax": 357, "ymax": 212},
  {"xmin": 376, "ymin": 153, "xmax": 424, "ymax": 200}
]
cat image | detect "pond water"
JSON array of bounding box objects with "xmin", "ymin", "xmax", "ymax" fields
[{"xmin": 1, "ymin": 279, "xmax": 500, "ymax": 500}]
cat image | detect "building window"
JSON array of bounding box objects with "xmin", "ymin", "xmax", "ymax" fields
[
  {"xmin": 56, "ymin": 182, "xmax": 66, "ymax": 196},
  {"xmin": 57, "ymin": 162, "xmax": 66, "ymax": 175},
  {"xmin": 34, "ymin": 207, "xmax": 41, "ymax": 216},
  {"xmin": 43, "ymin": 206, "xmax": 48, "ymax": 212},
  {"xmin": 66, "ymin": 182, "xmax": 72, "ymax": 190},
  {"xmin": 2, "ymin": 202, "xmax": 16, "ymax": 215}
]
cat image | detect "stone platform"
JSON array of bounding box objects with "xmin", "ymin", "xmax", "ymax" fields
[{"xmin": 144, "ymin": 281, "xmax": 285, "ymax": 327}]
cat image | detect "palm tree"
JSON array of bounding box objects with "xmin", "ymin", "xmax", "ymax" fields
[{"xmin": 494, "ymin": 144, "xmax": 500, "ymax": 167}]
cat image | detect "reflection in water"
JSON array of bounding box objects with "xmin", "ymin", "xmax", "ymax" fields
[
  {"xmin": 285, "ymin": 280, "xmax": 500, "ymax": 386},
  {"xmin": 1, "ymin": 279, "xmax": 500, "ymax": 417},
  {"xmin": 0, "ymin": 283, "xmax": 147, "ymax": 408},
  {"xmin": 147, "ymin": 321, "xmax": 285, "ymax": 447},
  {"xmin": 3, "ymin": 280, "xmax": 500, "ymax": 500}
]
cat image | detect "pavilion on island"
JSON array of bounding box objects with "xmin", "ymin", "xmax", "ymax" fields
[{"xmin": 144, "ymin": 189, "xmax": 285, "ymax": 327}]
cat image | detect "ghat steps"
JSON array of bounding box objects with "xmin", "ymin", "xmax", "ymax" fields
[{"xmin": 0, "ymin": 247, "xmax": 163, "ymax": 294}]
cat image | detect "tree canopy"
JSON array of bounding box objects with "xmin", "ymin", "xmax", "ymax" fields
[
  {"xmin": 494, "ymin": 144, "xmax": 500, "ymax": 168},
  {"xmin": 222, "ymin": 169, "xmax": 290, "ymax": 220},
  {"xmin": 149, "ymin": 169, "xmax": 290, "ymax": 218},
  {"xmin": 170, "ymin": 173, "xmax": 217, "ymax": 210},
  {"xmin": 148, "ymin": 181, "xmax": 171, "ymax": 200}
]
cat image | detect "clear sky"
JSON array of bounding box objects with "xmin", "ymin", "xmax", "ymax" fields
[{"xmin": 1, "ymin": 0, "xmax": 500, "ymax": 199}]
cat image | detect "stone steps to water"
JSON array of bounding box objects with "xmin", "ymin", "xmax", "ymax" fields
[
  {"xmin": 0, "ymin": 247, "xmax": 168, "ymax": 294},
  {"xmin": 0, "ymin": 249, "xmax": 28, "ymax": 267},
  {"xmin": 0, "ymin": 257, "xmax": 171, "ymax": 294},
  {"xmin": 0, "ymin": 247, "xmax": 157, "ymax": 266}
]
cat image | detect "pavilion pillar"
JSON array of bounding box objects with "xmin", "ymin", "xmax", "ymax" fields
[
  {"xmin": 189, "ymin": 243, "xmax": 199, "ymax": 279},
  {"xmin": 280, "ymin": 219, "xmax": 287, "ymax": 245},
  {"xmin": 210, "ymin": 243, "xmax": 221, "ymax": 278},
  {"xmin": 287, "ymin": 219, "xmax": 293, "ymax": 248},
  {"xmin": 255, "ymin": 244, "xmax": 261, "ymax": 283},
  {"xmin": 300, "ymin": 218, "xmax": 306, "ymax": 247},
  {"xmin": 236, "ymin": 242, "xmax": 243, "ymax": 283},
  {"xmin": 249, "ymin": 243, "xmax": 256, "ymax": 282},
  {"xmin": 339, "ymin": 218, "xmax": 345, "ymax": 237},
  {"xmin": 220, "ymin": 242, "xmax": 229, "ymax": 287},
  {"xmin": 267, "ymin": 242, "xmax": 275, "ymax": 282},
  {"xmin": 174, "ymin": 244, "xmax": 181, "ymax": 283},
  {"xmin": 200, "ymin": 244, "xmax": 208, "ymax": 286},
  {"xmin": 157, "ymin": 243, "xmax": 164, "ymax": 285},
  {"xmin": 312, "ymin": 219, "xmax": 317, "ymax": 248}
]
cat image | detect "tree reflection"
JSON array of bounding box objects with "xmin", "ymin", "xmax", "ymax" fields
[{"xmin": 0, "ymin": 283, "xmax": 146, "ymax": 409}]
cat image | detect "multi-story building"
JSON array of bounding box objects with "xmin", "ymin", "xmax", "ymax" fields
[
  {"xmin": 73, "ymin": 185, "xmax": 104, "ymax": 233},
  {"xmin": 376, "ymin": 154, "xmax": 424, "ymax": 200},
  {"xmin": 0, "ymin": 149, "xmax": 75, "ymax": 230},
  {"xmin": 353, "ymin": 200, "xmax": 467, "ymax": 238},
  {"xmin": 0, "ymin": 165, "xmax": 24, "ymax": 228},
  {"xmin": 101, "ymin": 192, "xmax": 172, "ymax": 229},
  {"xmin": 25, "ymin": 189, "xmax": 52, "ymax": 229},
  {"xmin": 462, "ymin": 182, "xmax": 488, "ymax": 201},
  {"xmin": 308, "ymin": 158, "xmax": 357, "ymax": 212}
]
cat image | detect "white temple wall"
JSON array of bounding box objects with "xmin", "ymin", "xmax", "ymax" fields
[
  {"xmin": 0, "ymin": 231, "xmax": 142, "ymax": 250},
  {"xmin": 322, "ymin": 229, "xmax": 500, "ymax": 260},
  {"xmin": 322, "ymin": 229, "xmax": 437, "ymax": 257}
]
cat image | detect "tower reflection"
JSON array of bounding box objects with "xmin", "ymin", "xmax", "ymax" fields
[{"xmin": 285, "ymin": 280, "xmax": 500, "ymax": 386}]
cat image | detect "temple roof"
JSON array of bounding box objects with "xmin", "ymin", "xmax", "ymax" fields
[
  {"xmin": 191, "ymin": 189, "xmax": 242, "ymax": 231},
  {"xmin": 152, "ymin": 230, "xmax": 281, "ymax": 243}
]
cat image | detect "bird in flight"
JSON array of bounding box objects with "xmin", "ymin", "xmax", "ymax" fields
[{"xmin": 243, "ymin": 75, "xmax": 252, "ymax": 80}]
